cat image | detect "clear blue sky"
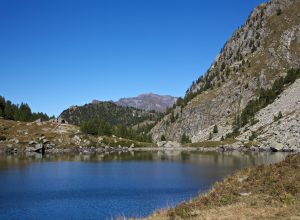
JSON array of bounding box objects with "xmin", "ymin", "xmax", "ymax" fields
[{"xmin": 0, "ymin": 0, "xmax": 266, "ymax": 116}]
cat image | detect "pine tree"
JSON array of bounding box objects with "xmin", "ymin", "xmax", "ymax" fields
[
  {"xmin": 4, "ymin": 101, "xmax": 17, "ymax": 120},
  {"xmin": 176, "ymin": 97, "xmax": 184, "ymax": 107},
  {"xmin": 213, "ymin": 125, "xmax": 218, "ymax": 133},
  {"xmin": 276, "ymin": 9, "xmax": 282, "ymax": 16},
  {"xmin": 170, "ymin": 113, "xmax": 176, "ymax": 123},
  {"xmin": 0, "ymin": 96, "xmax": 50, "ymax": 122},
  {"xmin": 0, "ymin": 96, "xmax": 5, "ymax": 117},
  {"xmin": 17, "ymin": 103, "xmax": 32, "ymax": 122},
  {"xmin": 209, "ymin": 132, "xmax": 213, "ymax": 140},
  {"xmin": 181, "ymin": 133, "xmax": 191, "ymax": 144}
]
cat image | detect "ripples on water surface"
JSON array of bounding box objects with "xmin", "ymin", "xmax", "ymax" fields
[{"xmin": 0, "ymin": 151, "xmax": 287, "ymax": 220}]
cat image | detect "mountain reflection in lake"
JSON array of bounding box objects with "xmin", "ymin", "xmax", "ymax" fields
[{"xmin": 0, "ymin": 151, "xmax": 288, "ymax": 220}]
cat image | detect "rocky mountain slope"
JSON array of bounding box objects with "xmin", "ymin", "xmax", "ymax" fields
[
  {"xmin": 151, "ymin": 0, "xmax": 300, "ymax": 148},
  {"xmin": 238, "ymin": 78, "xmax": 300, "ymax": 152},
  {"xmin": 93, "ymin": 93, "xmax": 177, "ymax": 113}
]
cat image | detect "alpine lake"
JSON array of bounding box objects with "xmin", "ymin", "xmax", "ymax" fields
[{"xmin": 0, "ymin": 150, "xmax": 288, "ymax": 220}]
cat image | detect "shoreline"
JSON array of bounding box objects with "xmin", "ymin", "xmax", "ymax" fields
[
  {"xmin": 1, "ymin": 144, "xmax": 300, "ymax": 156},
  {"xmin": 145, "ymin": 153, "xmax": 300, "ymax": 220}
]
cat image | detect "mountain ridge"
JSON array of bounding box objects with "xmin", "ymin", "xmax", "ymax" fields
[
  {"xmin": 92, "ymin": 93, "xmax": 177, "ymax": 113},
  {"xmin": 151, "ymin": 0, "xmax": 300, "ymax": 151}
]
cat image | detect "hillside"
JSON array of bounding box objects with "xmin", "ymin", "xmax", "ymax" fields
[
  {"xmin": 60, "ymin": 101, "xmax": 162, "ymax": 127},
  {"xmin": 151, "ymin": 0, "xmax": 300, "ymax": 150},
  {"xmin": 0, "ymin": 119, "xmax": 155, "ymax": 154},
  {"xmin": 115, "ymin": 93, "xmax": 177, "ymax": 113}
]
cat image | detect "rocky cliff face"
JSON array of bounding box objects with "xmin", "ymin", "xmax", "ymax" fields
[
  {"xmin": 151, "ymin": 0, "xmax": 300, "ymax": 142},
  {"xmin": 238, "ymin": 78, "xmax": 300, "ymax": 152},
  {"xmin": 116, "ymin": 93, "xmax": 177, "ymax": 113}
]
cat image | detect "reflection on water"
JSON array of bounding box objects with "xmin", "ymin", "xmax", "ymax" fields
[
  {"xmin": 0, "ymin": 151, "xmax": 288, "ymax": 220},
  {"xmin": 0, "ymin": 150, "xmax": 288, "ymax": 170}
]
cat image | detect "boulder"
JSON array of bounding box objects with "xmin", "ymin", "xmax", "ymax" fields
[
  {"xmin": 286, "ymin": 138, "xmax": 297, "ymax": 147},
  {"xmin": 239, "ymin": 192, "xmax": 252, "ymax": 197},
  {"xmin": 42, "ymin": 139, "xmax": 50, "ymax": 144},
  {"xmin": 25, "ymin": 144, "xmax": 44, "ymax": 153},
  {"xmin": 38, "ymin": 136, "xmax": 45, "ymax": 141},
  {"xmin": 45, "ymin": 143, "xmax": 55, "ymax": 149},
  {"xmin": 35, "ymin": 144, "xmax": 43, "ymax": 149},
  {"xmin": 83, "ymin": 140, "xmax": 91, "ymax": 146},
  {"xmin": 25, "ymin": 147, "xmax": 35, "ymax": 152},
  {"xmin": 29, "ymin": 141, "xmax": 37, "ymax": 145},
  {"xmin": 157, "ymin": 141, "xmax": 167, "ymax": 147},
  {"xmin": 270, "ymin": 141, "xmax": 284, "ymax": 152},
  {"xmin": 5, "ymin": 144, "xmax": 13, "ymax": 153},
  {"xmin": 72, "ymin": 135, "xmax": 81, "ymax": 142},
  {"xmin": 9, "ymin": 138, "xmax": 19, "ymax": 144}
]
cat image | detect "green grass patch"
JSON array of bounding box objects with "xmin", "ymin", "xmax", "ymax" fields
[
  {"xmin": 185, "ymin": 138, "xmax": 237, "ymax": 148},
  {"xmin": 101, "ymin": 136, "xmax": 154, "ymax": 148}
]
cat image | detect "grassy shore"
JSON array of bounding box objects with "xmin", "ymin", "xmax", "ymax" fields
[
  {"xmin": 183, "ymin": 139, "xmax": 237, "ymax": 148},
  {"xmin": 145, "ymin": 153, "xmax": 300, "ymax": 220},
  {"xmin": 0, "ymin": 119, "xmax": 155, "ymax": 152}
]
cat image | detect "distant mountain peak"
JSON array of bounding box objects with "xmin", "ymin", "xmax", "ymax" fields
[
  {"xmin": 116, "ymin": 93, "xmax": 177, "ymax": 112},
  {"xmin": 92, "ymin": 93, "xmax": 177, "ymax": 112},
  {"xmin": 91, "ymin": 100, "xmax": 101, "ymax": 104}
]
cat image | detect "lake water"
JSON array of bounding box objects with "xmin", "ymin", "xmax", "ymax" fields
[{"xmin": 0, "ymin": 151, "xmax": 287, "ymax": 220}]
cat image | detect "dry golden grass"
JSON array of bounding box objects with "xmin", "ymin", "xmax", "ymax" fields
[
  {"xmin": 0, "ymin": 119, "xmax": 80, "ymax": 148},
  {"xmin": 0, "ymin": 119, "xmax": 155, "ymax": 150},
  {"xmin": 145, "ymin": 154, "xmax": 300, "ymax": 220}
]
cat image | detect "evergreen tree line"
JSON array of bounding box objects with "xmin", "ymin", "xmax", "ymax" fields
[
  {"xmin": 80, "ymin": 118, "xmax": 153, "ymax": 143},
  {"xmin": 61, "ymin": 101, "xmax": 162, "ymax": 127},
  {"xmin": 0, "ymin": 96, "xmax": 51, "ymax": 122},
  {"xmin": 240, "ymin": 68, "xmax": 300, "ymax": 127}
]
